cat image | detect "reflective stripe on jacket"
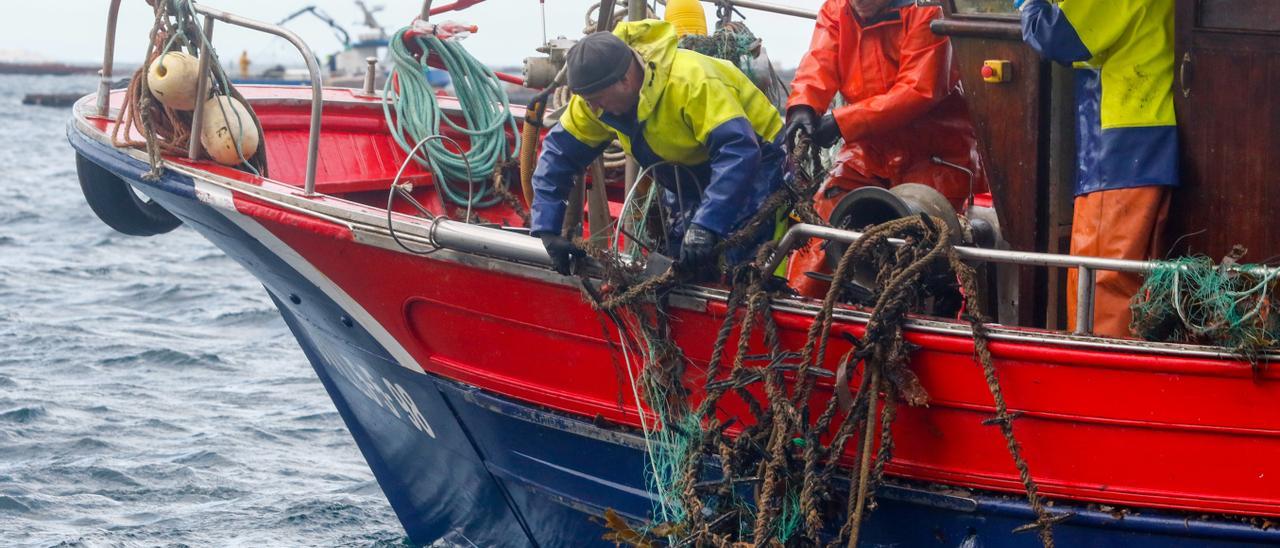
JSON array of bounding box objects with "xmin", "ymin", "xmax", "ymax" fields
[
  {"xmin": 530, "ymin": 20, "xmax": 784, "ymax": 237},
  {"xmin": 1021, "ymin": 0, "xmax": 1178, "ymax": 194}
]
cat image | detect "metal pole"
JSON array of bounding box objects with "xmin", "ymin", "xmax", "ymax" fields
[
  {"xmin": 628, "ymin": 0, "xmax": 645, "ymax": 21},
  {"xmin": 586, "ymin": 160, "xmax": 612, "ymax": 247},
  {"xmin": 623, "ymin": 0, "xmax": 644, "ymax": 199},
  {"xmin": 1074, "ymin": 267, "xmax": 1094, "ymax": 335},
  {"xmin": 188, "ymin": 16, "xmax": 216, "ymax": 161},
  {"xmin": 191, "ymin": 4, "xmax": 325, "ymax": 195},
  {"xmin": 98, "ymin": 0, "xmax": 123, "ymax": 116},
  {"xmin": 765, "ymin": 224, "xmax": 1196, "ymax": 276},
  {"xmin": 361, "ymin": 57, "xmax": 378, "ymax": 95}
]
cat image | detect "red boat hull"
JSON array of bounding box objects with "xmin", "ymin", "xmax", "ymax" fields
[{"xmin": 77, "ymin": 87, "xmax": 1280, "ymax": 521}]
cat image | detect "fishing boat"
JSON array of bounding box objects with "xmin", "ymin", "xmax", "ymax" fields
[{"xmin": 69, "ymin": 0, "xmax": 1280, "ymax": 546}]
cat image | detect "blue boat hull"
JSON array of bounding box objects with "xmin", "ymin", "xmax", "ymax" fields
[{"xmin": 68, "ymin": 127, "xmax": 1280, "ymax": 547}]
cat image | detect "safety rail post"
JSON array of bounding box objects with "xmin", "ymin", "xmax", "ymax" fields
[
  {"xmin": 98, "ymin": 0, "xmax": 123, "ymax": 117},
  {"xmin": 190, "ymin": 4, "xmax": 324, "ymax": 195},
  {"xmin": 1074, "ymin": 267, "xmax": 1095, "ymax": 335},
  {"xmin": 362, "ymin": 57, "xmax": 378, "ymax": 96},
  {"xmin": 97, "ymin": 1, "xmax": 324, "ymax": 194},
  {"xmin": 188, "ymin": 16, "xmax": 216, "ymax": 161}
]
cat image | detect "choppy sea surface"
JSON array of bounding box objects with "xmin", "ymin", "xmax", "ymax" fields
[{"xmin": 0, "ymin": 75, "xmax": 407, "ymax": 546}]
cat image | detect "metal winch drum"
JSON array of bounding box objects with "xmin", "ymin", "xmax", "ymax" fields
[{"xmin": 824, "ymin": 183, "xmax": 963, "ymax": 270}]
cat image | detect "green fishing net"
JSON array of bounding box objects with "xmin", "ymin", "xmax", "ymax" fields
[{"xmin": 1131, "ymin": 256, "xmax": 1280, "ymax": 359}]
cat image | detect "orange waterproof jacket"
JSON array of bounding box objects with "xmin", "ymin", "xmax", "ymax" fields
[{"xmin": 788, "ymin": 0, "xmax": 985, "ymax": 190}]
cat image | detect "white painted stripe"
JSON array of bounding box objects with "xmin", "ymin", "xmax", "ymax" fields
[
  {"xmin": 212, "ymin": 205, "xmax": 426, "ymax": 373},
  {"xmin": 193, "ymin": 179, "xmax": 236, "ymax": 212}
]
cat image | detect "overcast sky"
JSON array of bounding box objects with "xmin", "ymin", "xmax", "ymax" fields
[{"xmin": 5, "ymin": 1, "xmax": 819, "ymax": 69}]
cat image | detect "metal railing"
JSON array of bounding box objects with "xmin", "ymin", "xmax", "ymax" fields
[
  {"xmin": 763, "ymin": 223, "xmax": 1279, "ymax": 336},
  {"xmin": 98, "ymin": 0, "xmax": 324, "ymax": 195}
]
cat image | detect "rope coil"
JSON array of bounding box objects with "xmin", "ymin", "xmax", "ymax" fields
[{"xmin": 384, "ymin": 25, "xmax": 520, "ymax": 209}]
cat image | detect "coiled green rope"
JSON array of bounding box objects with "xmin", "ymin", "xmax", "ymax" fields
[{"xmin": 383, "ymin": 26, "xmax": 519, "ymax": 208}]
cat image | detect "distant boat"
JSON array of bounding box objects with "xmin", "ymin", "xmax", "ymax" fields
[{"xmin": 0, "ymin": 61, "xmax": 96, "ymax": 76}]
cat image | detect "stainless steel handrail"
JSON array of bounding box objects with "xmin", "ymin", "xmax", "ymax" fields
[
  {"xmin": 97, "ymin": 1, "xmax": 123, "ymax": 117},
  {"xmin": 764, "ymin": 223, "xmax": 1279, "ymax": 336},
  {"xmin": 98, "ymin": 1, "xmax": 324, "ymax": 195}
]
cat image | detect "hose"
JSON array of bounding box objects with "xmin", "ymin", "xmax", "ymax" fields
[
  {"xmin": 384, "ymin": 26, "xmax": 520, "ymax": 208},
  {"xmin": 520, "ymin": 86, "xmax": 558, "ymax": 207}
]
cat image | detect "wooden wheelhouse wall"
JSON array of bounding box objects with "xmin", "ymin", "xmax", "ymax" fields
[
  {"xmin": 931, "ymin": 0, "xmax": 1280, "ymax": 329},
  {"xmin": 1169, "ymin": 1, "xmax": 1280, "ymax": 263}
]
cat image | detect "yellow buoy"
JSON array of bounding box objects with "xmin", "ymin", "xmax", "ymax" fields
[
  {"xmin": 664, "ymin": 0, "xmax": 708, "ymax": 37},
  {"xmin": 199, "ymin": 96, "xmax": 260, "ymax": 166},
  {"xmin": 146, "ymin": 52, "xmax": 204, "ymax": 111}
]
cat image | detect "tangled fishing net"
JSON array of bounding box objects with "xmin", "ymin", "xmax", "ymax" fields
[
  {"xmin": 679, "ymin": 22, "xmax": 790, "ymax": 109},
  {"xmin": 585, "ymin": 141, "xmax": 1060, "ymax": 547},
  {"xmin": 1131, "ymin": 251, "xmax": 1280, "ymax": 362}
]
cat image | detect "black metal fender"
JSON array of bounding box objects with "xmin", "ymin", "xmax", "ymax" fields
[{"xmin": 76, "ymin": 153, "xmax": 181, "ymax": 236}]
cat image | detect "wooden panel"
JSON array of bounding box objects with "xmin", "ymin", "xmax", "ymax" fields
[
  {"xmin": 1199, "ymin": 0, "xmax": 1280, "ymax": 34},
  {"xmin": 1170, "ymin": 0, "xmax": 1280, "ymax": 262},
  {"xmin": 934, "ymin": 18, "xmax": 1054, "ymax": 327}
]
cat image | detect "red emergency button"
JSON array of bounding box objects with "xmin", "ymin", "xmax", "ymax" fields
[{"xmin": 981, "ymin": 60, "xmax": 1011, "ymax": 83}]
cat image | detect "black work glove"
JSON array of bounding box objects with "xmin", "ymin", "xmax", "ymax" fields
[
  {"xmin": 678, "ymin": 224, "xmax": 721, "ymax": 280},
  {"xmin": 813, "ymin": 113, "xmax": 843, "ymax": 149},
  {"xmin": 539, "ymin": 233, "xmax": 584, "ymax": 275},
  {"xmin": 782, "ymin": 106, "xmax": 817, "ymax": 150}
]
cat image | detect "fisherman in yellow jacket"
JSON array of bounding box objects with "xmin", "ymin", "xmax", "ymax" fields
[
  {"xmin": 530, "ymin": 20, "xmax": 785, "ymax": 280},
  {"xmin": 1019, "ymin": 0, "xmax": 1178, "ymax": 337}
]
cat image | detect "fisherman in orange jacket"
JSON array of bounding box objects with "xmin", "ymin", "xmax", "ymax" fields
[{"xmin": 782, "ymin": 0, "xmax": 987, "ymax": 298}]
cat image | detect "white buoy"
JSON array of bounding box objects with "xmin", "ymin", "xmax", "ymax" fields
[
  {"xmin": 146, "ymin": 52, "xmax": 204, "ymax": 111},
  {"xmin": 199, "ymin": 96, "xmax": 260, "ymax": 166}
]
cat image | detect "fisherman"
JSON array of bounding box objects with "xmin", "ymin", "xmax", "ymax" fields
[
  {"xmin": 1018, "ymin": 0, "xmax": 1177, "ymax": 337},
  {"xmin": 781, "ymin": 0, "xmax": 988, "ymax": 298},
  {"xmin": 530, "ymin": 20, "xmax": 785, "ymax": 280}
]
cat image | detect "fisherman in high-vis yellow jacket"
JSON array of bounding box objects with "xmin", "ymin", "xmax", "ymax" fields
[
  {"xmin": 530, "ymin": 20, "xmax": 785, "ymax": 280},
  {"xmin": 1018, "ymin": 0, "xmax": 1178, "ymax": 337}
]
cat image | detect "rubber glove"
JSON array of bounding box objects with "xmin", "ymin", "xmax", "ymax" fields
[
  {"xmin": 812, "ymin": 113, "xmax": 843, "ymax": 149},
  {"xmin": 539, "ymin": 233, "xmax": 583, "ymax": 275},
  {"xmin": 678, "ymin": 224, "xmax": 721, "ymax": 280},
  {"xmin": 782, "ymin": 106, "xmax": 817, "ymax": 150}
]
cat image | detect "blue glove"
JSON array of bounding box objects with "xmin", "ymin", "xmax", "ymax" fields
[{"xmin": 1013, "ymin": 0, "xmax": 1041, "ymax": 10}]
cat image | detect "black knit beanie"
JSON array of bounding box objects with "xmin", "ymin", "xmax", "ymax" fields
[{"xmin": 566, "ymin": 32, "xmax": 634, "ymax": 94}]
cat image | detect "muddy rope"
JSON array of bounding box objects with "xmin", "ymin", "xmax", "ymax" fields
[{"xmin": 586, "ymin": 137, "xmax": 1059, "ymax": 546}]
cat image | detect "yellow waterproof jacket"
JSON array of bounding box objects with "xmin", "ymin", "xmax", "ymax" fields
[
  {"xmin": 530, "ymin": 20, "xmax": 785, "ymax": 237},
  {"xmin": 560, "ymin": 20, "xmax": 782, "ymax": 164},
  {"xmin": 1022, "ymin": 0, "xmax": 1178, "ymax": 193}
]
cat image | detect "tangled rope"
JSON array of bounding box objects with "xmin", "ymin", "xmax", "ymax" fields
[
  {"xmin": 585, "ymin": 139, "xmax": 1059, "ymax": 546},
  {"xmin": 112, "ymin": 0, "xmax": 267, "ymax": 180}
]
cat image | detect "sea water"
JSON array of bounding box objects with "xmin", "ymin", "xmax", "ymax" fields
[{"xmin": 0, "ymin": 75, "xmax": 407, "ymax": 546}]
